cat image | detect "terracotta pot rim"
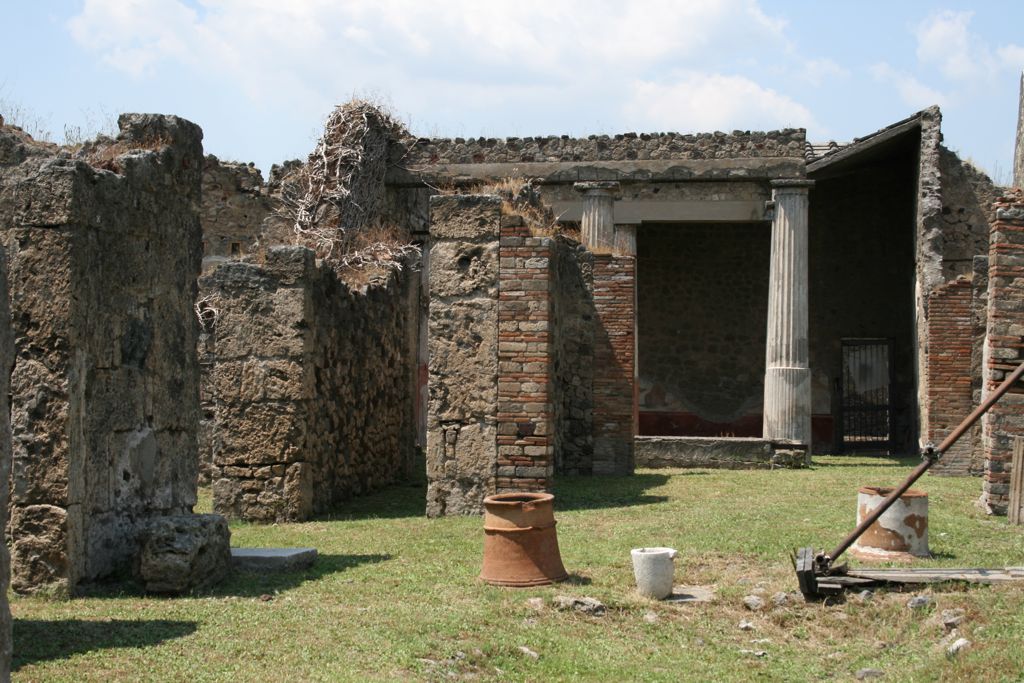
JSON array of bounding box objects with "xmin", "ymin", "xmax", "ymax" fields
[
  {"xmin": 858, "ymin": 486, "xmax": 927, "ymax": 498},
  {"xmin": 483, "ymin": 492, "xmax": 554, "ymax": 507}
]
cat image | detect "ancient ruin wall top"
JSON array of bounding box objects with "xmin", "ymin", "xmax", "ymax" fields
[{"xmin": 395, "ymin": 129, "xmax": 807, "ymax": 166}]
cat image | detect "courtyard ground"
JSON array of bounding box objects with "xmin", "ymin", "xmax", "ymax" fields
[{"xmin": 10, "ymin": 456, "xmax": 1024, "ymax": 682}]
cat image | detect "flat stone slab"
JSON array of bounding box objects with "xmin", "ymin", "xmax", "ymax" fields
[
  {"xmin": 231, "ymin": 547, "xmax": 317, "ymax": 572},
  {"xmin": 663, "ymin": 585, "xmax": 716, "ymax": 604}
]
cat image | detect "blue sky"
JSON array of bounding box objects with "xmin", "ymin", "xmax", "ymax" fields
[{"xmin": 3, "ymin": 1, "xmax": 1024, "ymax": 182}]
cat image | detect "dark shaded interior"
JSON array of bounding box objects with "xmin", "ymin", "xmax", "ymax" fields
[
  {"xmin": 808, "ymin": 130, "xmax": 920, "ymax": 454},
  {"xmin": 637, "ymin": 222, "xmax": 771, "ymax": 437}
]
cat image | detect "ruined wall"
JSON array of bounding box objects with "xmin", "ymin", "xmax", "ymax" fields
[
  {"xmin": 200, "ymin": 155, "xmax": 271, "ymax": 266},
  {"xmin": 981, "ymin": 194, "xmax": 1024, "ymax": 514},
  {"xmin": 426, "ymin": 196, "xmax": 500, "ymax": 516},
  {"xmin": 551, "ymin": 238, "xmax": 594, "ymax": 475},
  {"xmin": 0, "ymin": 241, "xmax": 12, "ymax": 676},
  {"xmin": 937, "ymin": 148, "xmax": 1001, "ymax": 281},
  {"xmin": 399, "ymin": 130, "xmax": 807, "ymax": 165},
  {"xmin": 0, "ymin": 115, "xmax": 202, "ymax": 593},
  {"xmin": 637, "ymin": 223, "xmax": 770, "ymax": 438},
  {"xmin": 926, "ymin": 279, "xmax": 980, "ymax": 474},
  {"xmin": 209, "ymin": 247, "xmax": 417, "ymax": 522}
]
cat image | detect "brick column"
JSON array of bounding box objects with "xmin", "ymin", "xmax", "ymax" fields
[
  {"xmin": 496, "ymin": 216, "xmax": 554, "ymax": 492},
  {"xmin": 763, "ymin": 179, "xmax": 813, "ymax": 451},
  {"xmin": 592, "ymin": 255, "xmax": 636, "ymax": 475},
  {"xmin": 981, "ymin": 194, "xmax": 1024, "ymax": 514},
  {"xmin": 926, "ymin": 279, "xmax": 977, "ymax": 475}
]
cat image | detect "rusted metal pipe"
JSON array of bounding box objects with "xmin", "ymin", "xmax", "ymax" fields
[{"xmin": 821, "ymin": 361, "xmax": 1024, "ymax": 569}]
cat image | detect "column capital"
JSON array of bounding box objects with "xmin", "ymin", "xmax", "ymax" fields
[
  {"xmin": 574, "ymin": 180, "xmax": 622, "ymax": 198},
  {"xmin": 771, "ymin": 178, "xmax": 815, "ymax": 192}
]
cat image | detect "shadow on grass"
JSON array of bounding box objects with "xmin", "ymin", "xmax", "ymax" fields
[
  {"xmin": 211, "ymin": 553, "xmax": 392, "ymax": 597},
  {"xmin": 812, "ymin": 455, "xmax": 919, "ymax": 468},
  {"xmin": 77, "ymin": 554, "xmax": 392, "ymax": 600},
  {"xmin": 13, "ymin": 618, "xmax": 197, "ymax": 671},
  {"xmin": 316, "ymin": 481, "xmax": 427, "ymax": 521},
  {"xmin": 554, "ymin": 473, "xmax": 670, "ymax": 511}
]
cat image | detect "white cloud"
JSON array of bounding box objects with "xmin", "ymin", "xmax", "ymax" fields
[
  {"xmin": 870, "ymin": 62, "xmax": 948, "ymax": 109},
  {"xmin": 624, "ymin": 73, "xmax": 815, "ymax": 132},
  {"xmin": 799, "ymin": 58, "xmax": 849, "ymax": 87}
]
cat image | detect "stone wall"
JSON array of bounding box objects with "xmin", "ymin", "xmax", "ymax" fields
[
  {"xmin": 209, "ymin": 247, "xmax": 417, "ymax": 522},
  {"xmin": 981, "ymin": 194, "xmax": 1024, "ymax": 514},
  {"xmin": 0, "ymin": 241, "xmax": 12, "ymax": 676},
  {"xmin": 591, "ymin": 255, "xmax": 636, "ymax": 475},
  {"xmin": 0, "ymin": 114, "xmax": 202, "ymax": 593},
  {"xmin": 200, "ymin": 155, "xmax": 271, "ymax": 267},
  {"xmin": 926, "ymin": 279, "xmax": 980, "ymax": 474},
  {"xmin": 398, "ymin": 129, "xmax": 807, "ymax": 166},
  {"xmin": 637, "ymin": 223, "xmax": 770, "ymax": 438},
  {"xmin": 551, "ymin": 238, "xmax": 594, "ymax": 475},
  {"xmin": 426, "ymin": 196, "xmax": 501, "ymax": 516}
]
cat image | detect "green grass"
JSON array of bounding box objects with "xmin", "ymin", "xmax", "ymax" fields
[{"xmin": 11, "ymin": 456, "xmax": 1024, "ymax": 682}]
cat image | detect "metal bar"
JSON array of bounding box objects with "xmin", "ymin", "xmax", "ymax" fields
[{"xmin": 825, "ymin": 361, "xmax": 1024, "ymax": 566}]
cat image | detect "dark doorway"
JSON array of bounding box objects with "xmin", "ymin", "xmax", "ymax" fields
[{"xmin": 838, "ymin": 338, "xmax": 894, "ymax": 453}]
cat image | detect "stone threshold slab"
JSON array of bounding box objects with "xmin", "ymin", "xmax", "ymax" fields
[{"xmin": 231, "ymin": 547, "xmax": 317, "ymax": 572}]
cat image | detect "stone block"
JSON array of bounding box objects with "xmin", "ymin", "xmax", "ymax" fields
[
  {"xmin": 137, "ymin": 514, "xmax": 232, "ymax": 594},
  {"xmin": 231, "ymin": 547, "xmax": 317, "ymax": 572}
]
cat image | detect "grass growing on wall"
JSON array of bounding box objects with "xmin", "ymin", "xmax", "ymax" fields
[{"xmin": 12, "ymin": 456, "xmax": 1024, "ymax": 682}]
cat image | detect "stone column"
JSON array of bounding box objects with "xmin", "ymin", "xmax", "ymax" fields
[
  {"xmin": 614, "ymin": 224, "xmax": 637, "ymax": 256},
  {"xmin": 763, "ymin": 179, "xmax": 814, "ymax": 447},
  {"xmin": 575, "ymin": 181, "xmax": 620, "ymax": 253}
]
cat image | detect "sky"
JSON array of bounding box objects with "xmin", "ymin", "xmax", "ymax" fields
[{"xmin": 3, "ymin": 1, "xmax": 1024, "ymax": 182}]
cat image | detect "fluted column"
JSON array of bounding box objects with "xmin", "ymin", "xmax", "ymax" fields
[
  {"xmin": 763, "ymin": 179, "xmax": 814, "ymax": 445},
  {"xmin": 574, "ymin": 181, "xmax": 620, "ymax": 252}
]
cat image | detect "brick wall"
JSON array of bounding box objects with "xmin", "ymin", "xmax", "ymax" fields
[
  {"xmin": 592, "ymin": 255, "xmax": 636, "ymax": 475},
  {"xmin": 496, "ymin": 217, "xmax": 553, "ymax": 492},
  {"xmin": 926, "ymin": 278, "xmax": 979, "ymax": 474},
  {"xmin": 981, "ymin": 193, "xmax": 1024, "ymax": 513}
]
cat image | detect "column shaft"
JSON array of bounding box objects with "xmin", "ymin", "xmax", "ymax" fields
[{"xmin": 763, "ymin": 180, "xmax": 813, "ymax": 445}]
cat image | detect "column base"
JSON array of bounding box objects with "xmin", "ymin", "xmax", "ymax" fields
[{"xmin": 763, "ymin": 365, "xmax": 811, "ymax": 445}]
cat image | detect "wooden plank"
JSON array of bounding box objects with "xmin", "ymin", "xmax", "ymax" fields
[
  {"xmin": 845, "ymin": 567, "xmax": 1024, "ymax": 585},
  {"xmin": 1010, "ymin": 437, "xmax": 1024, "ymax": 525}
]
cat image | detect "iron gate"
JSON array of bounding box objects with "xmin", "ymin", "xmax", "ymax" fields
[{"xmin": 838, "ymin": 339, "xmax": 893, "ymax": 453}]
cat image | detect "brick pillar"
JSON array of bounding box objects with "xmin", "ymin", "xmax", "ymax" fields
[
  {"xmin": 763, "ymin": 179, "xmax": 813, "ymax": 452},
  {"xmin": 981, "ymin": 194, "xmax": 1024, "ymax": 514},
  {"xmin": 496, "ymin": 216, "xmax": 554, "ymax": 491},
  {"xmin": 926, "ymin": 279, "xmax": 977, "ymax": 475},
  {"xmin": 592, "ymin": 255, "xmax": 636, "ymax": 475}
]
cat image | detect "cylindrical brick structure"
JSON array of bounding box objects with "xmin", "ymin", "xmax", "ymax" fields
[{"xmin": 850, "ymin": 486, "xmax": 930, "ymax": 560}]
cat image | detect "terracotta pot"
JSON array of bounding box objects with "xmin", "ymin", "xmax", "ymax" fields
[{"xmin": 480, "ymin": 492, "xmax": 569, "ymax": 587}]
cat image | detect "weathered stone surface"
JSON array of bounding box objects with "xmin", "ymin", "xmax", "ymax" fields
[
  {"xmin": 0, "ymin": 245, "xmax": 12, "ymax": 678},
  {"xmin": 1, "ymin": 115, "xmax": 203, "ymax": 593},
  {"xmin": 207, "ymin": 245, "xmax": 419, "ymax": 522},
  {"xmin": 231, "ymin": 547, "xmax": 317, "ymax": 572},
  {"xmin": 137, "ymin": 515, "xmax": 231, "ymax": 594},
  {"xmin": 635, "ymin": 436, "xmax": 807, "ymax": 470}
]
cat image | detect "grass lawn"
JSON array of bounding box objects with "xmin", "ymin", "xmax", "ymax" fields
[{"xmin": 11, "ymin": 456, "xmax": 1024, "ymax": 682}]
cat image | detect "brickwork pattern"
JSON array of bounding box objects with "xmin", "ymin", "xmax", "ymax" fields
[
  {"xmin": 592, "ymin": 255, "xmax": 636, "ymax": 475},
  {"xmin": 982, "ymin": 194, "xmax": 1024, "ymax": 513},
  {"xmin": 927, "ymin": 279, "xmax": 980, "ymax": 475},
  {"xmin": 496, "ymin": 217, "xmax": 553, "ymax": 492}
]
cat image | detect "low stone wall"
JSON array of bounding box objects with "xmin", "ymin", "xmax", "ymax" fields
[
  {"xmin": 0, "ymin": 241, "xmax": 12, "ymax": 676},
  {"xmin": 981, "ymin": 194, "xmax": 1024, "ymax": 514},
  {"xmin": 635, "ymin": 437, "xmax": 805, "ymax": 470},
  {"xmin": 0, "ymin": 114, "xmax": 203, "ymax": 593},
  {"xmin": 209, "ymin": 247, "xmax": 417, "ymax": 522}
]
